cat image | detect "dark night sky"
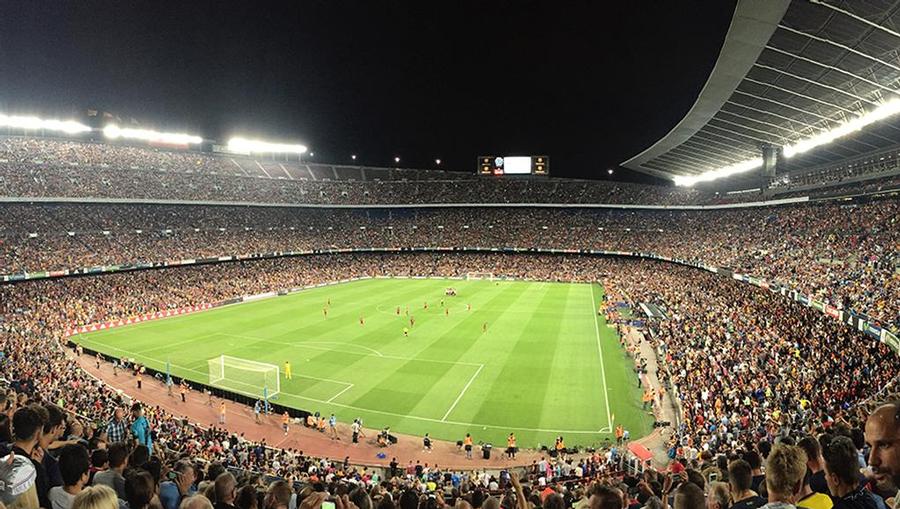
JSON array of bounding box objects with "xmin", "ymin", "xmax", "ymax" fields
[{"xmin": 0, "ymin": 1, "xmax": 736, "ymax": 182}]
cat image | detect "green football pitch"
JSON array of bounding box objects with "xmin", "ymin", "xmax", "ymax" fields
[{"xmin": 73, "ymin": 278, "xmax": 652, "ymax": 448}]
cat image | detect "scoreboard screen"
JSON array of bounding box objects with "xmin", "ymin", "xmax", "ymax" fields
[{"xmin": 478, "ymin": 155, "xmax": 549, "ymax": 176}]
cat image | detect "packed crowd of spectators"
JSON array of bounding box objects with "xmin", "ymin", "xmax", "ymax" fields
[
  {"xmin": 1, "ymin": 252, "xmax": 899, "ymax": 509},
  {"xmin": 0, "ymin": 137, "xmax": 720, "ymax": 205},
  {"xmin": 5, "ymin": 137, "xmax": 899, "ymax": 207},
  {"xmin": 1, "ymin": 197, "xmax": 896, "ymax": 330}
]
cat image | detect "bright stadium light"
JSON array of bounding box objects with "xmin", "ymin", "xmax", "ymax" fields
[
  {"xmin": 674, "ymin": 98, "xmax": 900, "ymax": 186},
  {"xmin": 104, "ymin": 125, "xmax": 202, "ymax": 145},
  {"xmin": 351, "ymin": 154, "xmax": 357, "ymax": 160},
  {"xmin": 435, "ymin": 158, "xmax": 441, "ymax": 165},
  {"xmin": 309, "ymin": 152, "xmax": 315, "ymax": 157},
  {"xmin": 607, "ymin": 168, "xmax": 614, "ymax": 175},
  {"xmin": 674, "ymin": 157, "xmax": 763, "ymax": 187},
  {"xmin": 0, "ymin": 114, "xmax": 91, "ymax": 135},
  {"xmin": 227, "ymin": 137, "xmax": 307, "ymax": 154},
  {"xmin": 394, "ymin": 156, "xmax": 400, "ymax": 163},
  {"xmin": 783, "ymin": 98, "xmax": 900, "ymax": 158}
]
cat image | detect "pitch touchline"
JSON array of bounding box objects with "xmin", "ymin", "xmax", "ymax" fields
[
  {"xmin": 441, "ymin": 364, "xmax": 484, "ymax": 421},
  {"xmin": 590, "ymin": 283, "xmax": 613, "ymax": 432},
  {"xmin": 81, "ymin": 342, "xmax": 603, "ymax": 435}
]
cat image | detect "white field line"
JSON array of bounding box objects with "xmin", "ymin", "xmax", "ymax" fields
[
  {"xmin": 590, "ymin": 284, "xmax": 613, "ymax": 433},
  {"xmin": 441, "ymin": 364, "xmax": 484, "ymax": 421},
  {"xmin": 86, "ymin": 342, "xmax": 599, "ymax": 434},
  {"xmin": 327, "ymin": 383, "xmax": 355, "ymax": 403}
]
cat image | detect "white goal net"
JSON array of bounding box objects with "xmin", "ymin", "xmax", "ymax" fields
[
  {"xmin": 465, "ymin": 272, "xmax": 494, "ymax": 281},
  {"xmin": 208, "ymin": 355, "xmax": 280, "ymax": 399}
]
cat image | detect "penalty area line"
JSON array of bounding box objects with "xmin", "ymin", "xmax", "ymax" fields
[
  {"xmin": 441, "ymin": 364, "xmax": 484, "ymax": 421},
  {"xmin": 326, "ymin": 383, "xmax": 355, "ymax": 403}
]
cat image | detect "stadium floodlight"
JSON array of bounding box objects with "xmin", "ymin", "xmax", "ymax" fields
[
  {"xmin": 394, "ymin": 156, "xmax": 400, "ymax": 163},
  {"xmin": 435, "ymin": 158, "xmax": 441, "ymax": 165},
  {"xmin": 783, "ymin": 98, "xmax": 900, "ymax": 158},
  {"xmin": 227, "ymin": 137, "xmax": 307, "ymax": 155},
  {"xmin": 673, "ymin": 157, "xmax": 763, "ymax": 187},
  {"xmin": 351, "ymin": 154, "xmax": 357, "ymax": 160},
  {"xmin": 0, "ymin": 114, "xmax": 91, "ymax": 135},
  {"xmin": 309, "ymin": 152, "xmax": 315, "ymax": 157},
  {"xmin": 104, "ymin": 124, "xmax": 202, "ymax": 145},
  {"xmin": 607, "ymin": 168, "xmax": 614, "ymax": 175},
  {"xmin": 674, "ymin": 98, "xmax": 900, "ymax": 186}
]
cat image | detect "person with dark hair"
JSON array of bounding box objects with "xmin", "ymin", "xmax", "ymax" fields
[
  {"xmin": 129, "ymin": 445, "xmax": 150, "ymax": 471},
  {"xmin": 93, "ymin": 442, "xmax": 129, "ymax": 499},
  {"xmin": 10, "ymin": 406, "xmax": 44, "ymax": 509},
  {"xmin": 744, "ymin": 452, "xmax": 766, "ymax": 494},
  {"xmin": 40, "ymin": 405, "xmax": 68, "ymax": 500},
  {"xmin": 865, "ymin": 403, "xmax": 900, "ymax": 492},
  {"xmin": 674, "ymin": 482, "xmax": 704, "ymax": 509},
  {"xmin": 823, "ymin": 437, "xmax": 878, "ymax": 509},
  {"xmin": 797, "ymin": 437, "xmax": 829, "ymax": 496},
  {"xmin": 589, "ymin": 484, "xmax": 623, "ymax": 509},
  {"xmin": 49, "ymin": 444, "xmax": 91, "ymax": 509},
  {"xmin": 234, "ymin": 486, "xmax": 257, "ymax": 509},
  {"xmin": 88, "ymin": 450, "xmax": 108, "ymax": 485},
  {"xmin": 124, "ymin": 470, "xmax": 156, "ymax": 509},
  {"xmin": 729, "ymin": 460, "xmax": 766, "ymax": 509},
  {"xmin": 129, "ymin": 405, "xmax": 152, "ymax": 455}
]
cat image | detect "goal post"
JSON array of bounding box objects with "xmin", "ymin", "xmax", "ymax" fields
[
  {"xmin": 465, "ymin": 272, "xmax": 494, "ymax": 281},
  {"xmin": 207, "ymin": 355, "xmax": 280, "ymax": 400}
]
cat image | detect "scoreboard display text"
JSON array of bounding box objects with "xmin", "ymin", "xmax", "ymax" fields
[{"xmin": 478, "ymin": 156, "xmax": 549, "ymax": 176}]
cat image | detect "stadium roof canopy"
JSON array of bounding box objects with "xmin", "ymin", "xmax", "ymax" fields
[{"xmin": 622, "ymin": 0, "xmax": 900, "ymax": 184}]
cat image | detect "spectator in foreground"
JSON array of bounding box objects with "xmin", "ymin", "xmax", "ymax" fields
[
  {"xmin": 49, "ymin": 444, "xmax": 91, "ymax": 509},
  {"xmin": 796, "ymin": 469, "xmax": 833, "ymax": 509},
  {"xmin": 93, "ymin": 442, "xmax": 128, "ymax": 500},
  {"xmin": 589, "ymin": 484, "xmax": 623, "ymax": 509},
  {"xmin": 798, "ymin": 436, "xmax": 830, "ymax": 497},
  {"xmin": 180, "ymin": 495, "xmax": 214, "ymax": 509},
  {"xmin": 762, "ymin": 444, "xmax": 807, "ymax": 509},
  {"xmin": 213, "ymin": 472, "xmax": 237, "ymax": 509},
  {"xmin": 124, "ymin": 470, "xmax": 156, "ymax": 509},
  {"xmin": 10, "ymin": 406, "xmax": 45, "ymax": 509},
  {"xmin": 159, "ymin": 460, "xmax": 196, "ymax": 509},
  {"xmin": 72, "ymin": 485, "xmax": 119, "ymax": 509},
  {"xmin": 823, "ymin": 437, "xmax": 878, "ymax": 509},
  {"xmin": 674, "ymin": 482, "xmax": 704, "ymax": 509},
  {"xmin": 706, "ymin": 482, "xmax": 730, "ymax": 509},
  {"xmin": 866, "ymin": 403, "xmax": 900, "ymax": 490},
  {"xmin": 729, "ymin": 460, "xmax": 767, "ymax": 509}
]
